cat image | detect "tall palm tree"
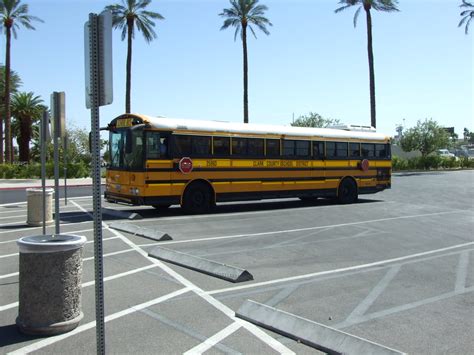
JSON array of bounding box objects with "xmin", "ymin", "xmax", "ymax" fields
[
  {"xmin": 335, "ymin": 0, "xmax": 399, "ymax": 129},
  {"xmin": 105, "ymin": 0, "xmax": 164, "ymax": 114},
  {"xmin": 11, "ymin": 91, "xmax": 44, "ymax": 162},
  {"xmin": 0, "ymin": 65, "xmax": 21, "ymax": 163},
  {"xmin": 0, "ymin": 0, "xmax": 42, "ymax": 164},
  {"xmin": 459, "ymin": 0, "xmax": 474, "ymax": 34},
  {"xmin": 219, "ymin": 0, "xmax": 272, "ymax": 124}
]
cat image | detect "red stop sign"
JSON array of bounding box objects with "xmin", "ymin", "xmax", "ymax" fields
[
  {"xmin": 359, "ymin": 159, "xmax": 370, "ymax": 172},
  {"xmin": 179, "ymin": 157, "xmax": 193, "ymax": 174}
]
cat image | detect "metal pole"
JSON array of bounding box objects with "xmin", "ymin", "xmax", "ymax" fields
[
  {"xmin": 54, "ymin": 131, "xmax": 60, "ymax": 236},
  {"xmin": 41, "ymin": 111, "xmax": 47, "ymax": 235},
  {"xmin": 64, "ymin": 134, "xmax": 68, "ymax": 205},
  {"xmin": 89, "ymin": 13, "xmax": 105, "ymax": 355}
]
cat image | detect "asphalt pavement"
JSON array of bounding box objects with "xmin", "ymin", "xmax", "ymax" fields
[{"xmin": 0, "ymin": 170, "xmax": 473, "ymax": 354}]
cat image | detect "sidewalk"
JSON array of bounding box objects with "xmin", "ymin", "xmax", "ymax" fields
[{"xmin": 0, "ymin": 178, "xmax": 105, "ymax": 190}]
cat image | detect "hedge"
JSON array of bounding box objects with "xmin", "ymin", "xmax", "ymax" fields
[
  {"xmin": 392, "ymin": 156, "xmax": 474, "ymax": 171},
  {"xmin": 0, "ymin": 162, "xmax": 91, "ymax": 179}
]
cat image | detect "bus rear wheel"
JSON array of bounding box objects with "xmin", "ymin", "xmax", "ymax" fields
[
  {"xmin": 338, "ymin": 178, "xmax": 358, "ymax": 204},
  {"xmin": 182, "ymin": 183, "xmax": 213, "ymax": 214}
]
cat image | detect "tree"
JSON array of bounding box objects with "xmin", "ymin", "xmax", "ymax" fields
[
  {"xmin": 463, "ymin": 128, "xmax": 474, "ymax": 144},
  {"xmin": 400, "ymin": 119, "xmax": 450, "ymax": 157},
  {"xmin": 11, "ymin": 91, "xmax": 44, "ymax": 162},
  {"xmin": 335, "ymin": 0, "xmax": 399, "ymax": 129},
  {"xmin": 105, "ymin": 0, "xmax": 164, "ymax": 114},
  {"xmin": 459, "ymin": 0, "xmax": 474, "ymax": 34},
  {"xmin": 219, "ymin": 0, "xmax": 272, "ymax": 124},
  {"xmin": 0, "ymin": 65, "xmax": 21, "ymax": 162},
  {"xmin": 291, "ymin": 112, "xmax": 341, "ymax": 128},
  {"xmin": 0, "ymin": 0, "xmax": 43, "ymax": 164}
]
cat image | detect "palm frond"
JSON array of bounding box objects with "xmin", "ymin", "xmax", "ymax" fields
[{"xmin": 353, "ymin": 6, "xmax": 362, "ymax": 27}]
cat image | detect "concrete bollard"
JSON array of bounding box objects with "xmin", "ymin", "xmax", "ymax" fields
[
  {"xmin": 16, "ymin": 234, "xmax": 87, "ymax": 336},
  {"xmin": 26, "ymin": 188, "xmax": 54, "ymax": 226}
]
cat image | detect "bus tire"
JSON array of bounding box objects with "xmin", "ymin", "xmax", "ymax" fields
[
  {"xmin": 182, "ymin": 182, "xmax": 213, "ymax": 214},
  {"xmin": 338, "ymin": 178, "xmax": 358, "ymax": 204}
]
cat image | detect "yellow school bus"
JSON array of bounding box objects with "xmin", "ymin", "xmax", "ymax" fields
[{"xmin": 104, "ymin": 114, "xmax": 391, "ymax": 213}]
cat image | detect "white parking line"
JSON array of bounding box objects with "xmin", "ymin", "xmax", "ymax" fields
[
  {"xmin": 455, "ymin": 250, "xmax": 470, "ymax": 293},
  {"xmin": 0, "ymin": 264, "xmax": 160, "ymax": 312},
  {"xmin": 137, "ymin": 209, "xmax": 472, "ymax": 248},
  {"xmin": 8, "ymin": 287, "xmax": 191, "ymax": 355},
  {"xmin": 72, "ymin": 200, "xmax": 295, "ymax": 354},
  {"xmin": 208, "ymin": 241, "xmax": 474, "ymax": 296},
  {"xmin": 0, "ymin": 220, "xmax": 92, "ymax": 235},
  {"xmin": 183, "ymin": 322, "xmax": 242, "ymax": 355}
]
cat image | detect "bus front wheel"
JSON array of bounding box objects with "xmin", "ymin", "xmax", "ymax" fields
[
  {"xmin": 338, "ymin": 178, "xmax": 358, "ymax": 204},
  {"xmin": 182, "ymin": 183, "xmax": 213, "ymax": 214}
]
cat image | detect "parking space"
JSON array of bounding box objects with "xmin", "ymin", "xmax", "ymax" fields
[{"xmin": 1, "ymin": 170, "xmax": 473, "ymax": 354}]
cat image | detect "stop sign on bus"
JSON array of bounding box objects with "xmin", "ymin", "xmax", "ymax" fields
[{"xmin": 179, "ymin": 157, "xmax": 193, "ymax": 174}]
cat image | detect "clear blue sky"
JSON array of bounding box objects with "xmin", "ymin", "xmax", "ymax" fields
[{"xmin": 1, "ymin": 0, "xmax": 473, "ymax": 138}]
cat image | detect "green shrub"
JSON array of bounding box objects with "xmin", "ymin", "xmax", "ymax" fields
[
  {"xmin": 0, "ymin": 162, "xmax": 91, "ymax": 179},
  {"xmin": 392, "ymin": 156, "xmax": 408, "ymax": 171}
]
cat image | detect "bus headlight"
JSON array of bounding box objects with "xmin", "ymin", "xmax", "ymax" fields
[{"xmin": 130, "ymin": 187, "xmax": 140, "ymax": 195}]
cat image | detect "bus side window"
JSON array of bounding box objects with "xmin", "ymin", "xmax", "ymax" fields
[
  {"xmin": 266, "ymin": 139, "xmax": 280, "ymax": 157},
  {"xmin": 213, "ymin": 137, "xmax": 230, "ymax": 156},
  {"xmin": 313, "ymin": 141, "xmax": 324, "ymax": 159},
  {"xmin": 336, "ymin": 142, "xmax": 348, "ymax": 158},
  {"xmin": 296, "ymin": 141, "xmax": 310, "ymax": 157},
  {"xmin": 375, "ymin": 144, "xmax": 387, "ymax": 158},
  {"xmin": 362, "ymin": 143, "xmax": 375, "ymax": 158},
  {"xmin": 147, "ymin": 132, "xmax": 161, "ymax": 159},
  {"xmin": 248, "ymin": 138, "xmax": 264, "ymax": 157},
  {"xmin": 326, "ymin": 142, "xmax": 336, "ymax": 158},
  {"xmin": 350, "ymin": 143, "xmax": 360, "ymax": 158},
  {"xmin": 283, "ymin": 140, "xmax": 295, "ymax": 156}
]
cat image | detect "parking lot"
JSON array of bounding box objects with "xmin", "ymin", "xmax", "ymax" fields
[{"xmin": 1, "ymin": 170, "xmax": 473, "ymax": 354}]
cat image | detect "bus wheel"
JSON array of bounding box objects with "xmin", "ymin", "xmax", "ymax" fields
[
  {"xmin": 338, "ymin": 178, "xmax": 358, "ymax": 204},
  {"xmin": 182, "ymin": 183, "xmax": 212, "ymax": 214}
]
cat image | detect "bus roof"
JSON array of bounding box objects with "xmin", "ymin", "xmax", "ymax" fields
[{"xmin": 118, "ymin": 114, "xmax": 390, "ymax": 142}]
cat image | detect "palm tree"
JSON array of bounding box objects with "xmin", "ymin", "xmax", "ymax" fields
[
  {"xmin": 11, "ymin": 91, "xmax": 44, "ymax": 162},
  {"xmin": 0, "ymin": 0, "xmax": 42, "ymax": 164},
  {"xmin": 105, "ymin": 0, "xmax": 164, "ymax": 114},
  {"xmin": 335, "ymin": 0, "xmax": 399, "ymax": 129},
  {"xmin": 459, "ymin": 0, "xmax": 474, "ymax": 34},
  {"xmin": 219, "ymin": 0, "xmax": 272, "ymax": 124},
  {"xmin": 0, "ymin": 65, "xmax": 21, "ymax": 163}
]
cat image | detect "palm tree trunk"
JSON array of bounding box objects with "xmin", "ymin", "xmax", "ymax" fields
[
  {"xmin": 4, "ymin": 26, "xmax": 12, "ymax": 163},
  {"xmin": 126, "ymin": 19, "xmax": 133, "ymax": 114},
  {"xmin": 0, "ymin": 95, "xmax": 3, "ymax": 164},
  {"xmin": 365, "ymin": 8, "xmax": 376, "ymax": 129},
  {"xmin": 242, "ymin": 23, "xmax": 249, "ymax": 124},
  {"xmin": 18, "ymin": 116, "xmax": 31, "ymax": 162}
]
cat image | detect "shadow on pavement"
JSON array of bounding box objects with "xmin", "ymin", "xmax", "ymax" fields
[{"xmin": 0, "ymin": 324, "xmax": 43, "ymax": 348}]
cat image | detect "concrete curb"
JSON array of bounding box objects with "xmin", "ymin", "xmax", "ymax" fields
[
  {"xmin": 236, "ymin": 300, "xmax": 406, "ymax": 355},
  {"xmin": 102, "ymin": 208, "xmax": 142, "ymax": 220},
  {"xmin": 109, "ymin": 222, "xmax": 172, "ymax": 241},
  {"xmin": 148, "ymin": 246, "xmax": 253, "ymax": 283}
]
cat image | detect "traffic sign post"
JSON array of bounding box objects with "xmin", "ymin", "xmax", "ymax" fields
[{"xmin": 85, "ymin": 10, "xmax": 112, "ymax": 355}]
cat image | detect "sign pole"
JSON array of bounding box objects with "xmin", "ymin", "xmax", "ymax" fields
[
  {"xmin": 64, "ymin": 134, "xmax": 68, "ymax": 205},
  {"xmin": 53, "ymin": 131, "xmax": 60, "ymax": 235},
  {"xmin": 41, "ymin": 111, "xmax": 48, "ymax": 235},
  {"xmin": 87, "ymin": 12, "xmax": 105, "ymax": 355}
]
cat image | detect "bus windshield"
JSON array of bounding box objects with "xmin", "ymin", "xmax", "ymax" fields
[{"xmin": 109, "ymin": 129, "xmax": 144, "ymax": 170}]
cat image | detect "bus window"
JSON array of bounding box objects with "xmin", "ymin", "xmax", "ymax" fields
[
  {"xmin": 266, "ymin": 139, "xmax": 280, "ymax": 157},
  {"xmin": 124, "ymin": 129, "xmax": 144, "ymax": 169},
  {"xmin": 232, "ymin": 138, "xmax": 248, "ymax": 155},
  {"xmin": 375, "ymin": 144, "xmax": 387, "ymax": 158},
  {"xmin": 336, "ymin": 142, "xmax": 348, "ymax": 158},
  {"xmin": 193, "ymin": 136, "xmax": 211, "ymax": 156},
  {"xmin": 350, "ymin": 143, "xmax": 360, "ymax": 158},
  {"xmin": 362, "ymin": 143, "xmax": 375, "ymax": 158},
  {"xmin": 326, "ymin": 142, "xmax": 336, "ymax": 158},
  {"xmin": 147, "ymin": 132, "xmax": 161, "ymax": 159},
  {"xmin": 313, "ymin": 141, "xmax": 324, "ymax": 159},
  {"xmin": 213, "ymin": 137, "xmax": 230, "ymax": 156},
  {"xmin": 174, "ymin": 135, "xmax": 192, "ymax": 156},
  {"xmin": 110, "ymin": 130, "xmax": 124, "ymax": 168},
  {"xmin": 283, "ymin": 140, "xmax": 295, "ymax": 156},
  {"xmin": 296, "ymin": 141, "xmax": 310, "ymax": 157},
  {"xmin": 248, "ymin": 138, "xmax": 264, "ymax": 156}
]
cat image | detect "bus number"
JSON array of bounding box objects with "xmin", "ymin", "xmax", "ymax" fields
[{"xmin": 206, "ymin": 160, "xmax": 217, "ymax": 168}]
